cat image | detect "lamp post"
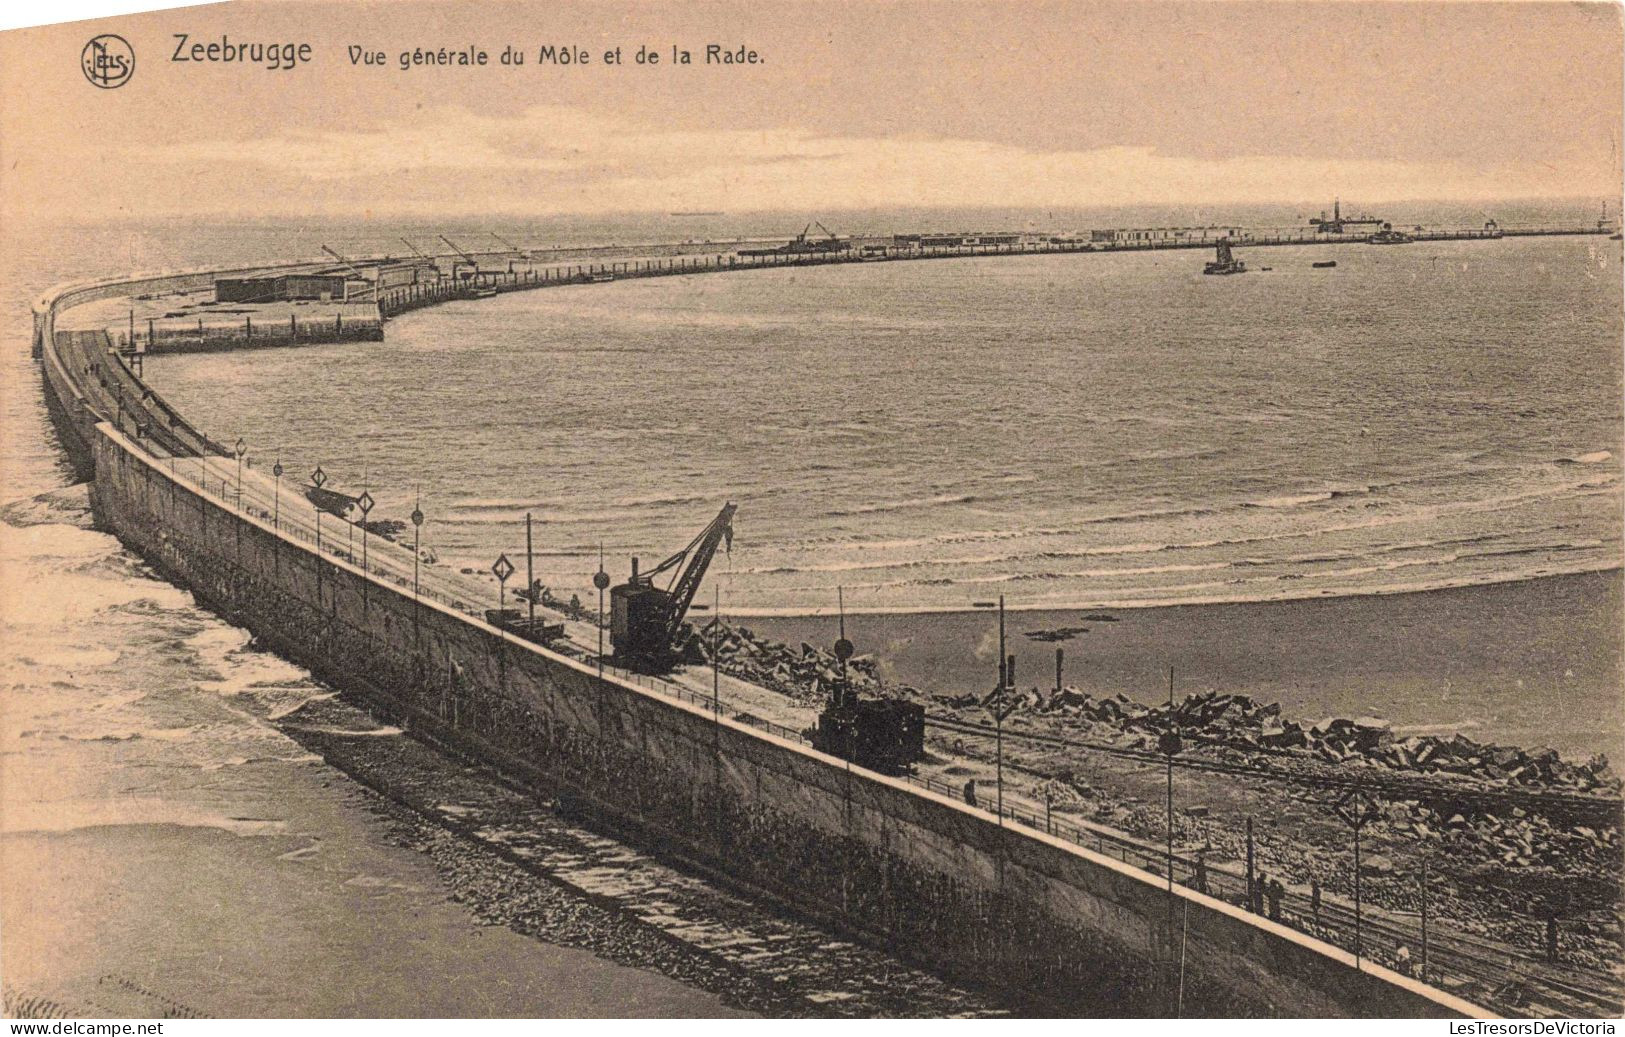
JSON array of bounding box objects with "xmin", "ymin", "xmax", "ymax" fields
[
  {"xmin": 1159, "ymin": 666, "xmax": 1182, "ymax": 893},
  {"xmin": 272, "ymin": 460, "xmax": 283, "ymax": 529},
  {"xmin": 311, "ymin": 466, "xmax": 327, "ymax": 555},
  {"xmin": 411, "ymin": 492, "xmax": 424, "ymax": 604},
  {"xmin": 973, "ymin": 595, "xmax": 1014, "ymax": 824},
  {"xmin": 233, "ymin": 438, "xmax": 246, "ymax": 511},
  {"xmin": 525, "ymin": 513, "xmax": 536, "ymax": 630},
  {"xmin": 834, "ymin": 587, "xmax": 855, "ymax": 771},
  {"xmin": 593, "ymin": 545, "xmax": 609, "ymax": 681},
  {"xmin": 356, "ymin": 488, "xmax": 374, "ymax": 575}
]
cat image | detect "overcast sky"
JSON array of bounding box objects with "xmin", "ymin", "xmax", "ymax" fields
[{"xmin": 2, "ymin": 0, "xmax": 1620, "ymax": 221}]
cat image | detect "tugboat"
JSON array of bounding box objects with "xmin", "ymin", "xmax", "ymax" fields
[
  {"xmin": 1367, "ymin": 222, "xmax": 1414, "ymax": 245},
  {"xmin": 1203, "ymin": 239, "xmax": 1247, "ymax": 275}
]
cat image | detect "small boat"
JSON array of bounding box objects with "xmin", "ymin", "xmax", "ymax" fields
[
  {"xmin": 1203, "ymin": 239, "xmax": 1247, "ymax": 275},
  {"xmin": 470, "ymin": 287, "xmax": 498, "ymax": 299},
  {"xmin": 1312, "ymin": 260, "xmax": 1337, "ymax": 269}
]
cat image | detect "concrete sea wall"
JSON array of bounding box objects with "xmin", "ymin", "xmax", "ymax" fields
[{"xmin": 38, "ymin": 260, "xmax": 1489, "ymax": 1018}]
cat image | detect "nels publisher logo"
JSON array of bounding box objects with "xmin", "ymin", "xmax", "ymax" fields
[{"xmin": 82, "ymin": 34, "xmax": 134, "ymax": 89}]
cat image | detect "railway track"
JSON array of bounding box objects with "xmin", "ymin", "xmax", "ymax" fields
[
  {"xmin": 925, "ymin": 714, "xmax": 1622, "ymax": 825},
  {"xmin": 925, "ymin": 714, "xmax": 1623, "ymax": 1017}
]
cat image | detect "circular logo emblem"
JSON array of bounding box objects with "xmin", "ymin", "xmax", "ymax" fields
[{"xmin": 82, "ymin": 35, "xmax": 134, "ymax": 89}]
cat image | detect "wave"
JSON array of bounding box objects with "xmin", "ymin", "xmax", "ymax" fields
[
  {"xmin": 449, "ymin": 492, "xmax": 707, "ymax": 514},
  {"xmin": 1069, "ymin": 504, "xmax": 1219, "ymax": 526},
  {"xmin": 726, "ymin": 559, "xmax": 1624, "ymax": 617},
  {"xmin": 281, "ymin": 724, "xmax": 404, "ymax": 738},
  {"xmin": 827, "ymin": 493, "xmax": 978, "ymax": 518},
  {"xmin": 736, "ymin": 552, "xmax": 1013, "ymax": 576},
  {"xmin": 1245, "ymin": 485, "xmax": 1370, "ymax": 509},
  {"xmin": 59, "ymin": 726, "xmax": 196, "ymax": 743},
  {"xmin": 0, "ymin": 801, "xmax": 287, "ymax": 837},
  {"xmin": 1458, "ymin": 539, "xmax": 1604, "ymax": 562},
  {"xmin": 1247, "ymin": 491, "xmax": 1334, "ymax": 509},
  {"xmin": 1558, "ymin": 450, "xmax": 1614, "ymax": 465}
]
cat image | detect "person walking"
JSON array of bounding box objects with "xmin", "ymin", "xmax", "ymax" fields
[
  {"xmin": 1252, "ymin": 871, "xmax": 1267, "ymax": 914},
  {"xmin": 1310, "ymin": 879, "xmax": 1322, "ymax": 924},
  {"xmin": 1266, "ymin": 877, "xmax": 1284, "ymax": 922}
]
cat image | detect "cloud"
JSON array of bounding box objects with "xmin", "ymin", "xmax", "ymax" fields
[{"xmin": 113, "ymin": 103, "xmax": 1623, "ymax": 216}]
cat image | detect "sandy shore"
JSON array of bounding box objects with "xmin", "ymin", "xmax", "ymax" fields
[{"xmin": 741, "ymin": 571, "xmax": 1623, "ymax": 760}]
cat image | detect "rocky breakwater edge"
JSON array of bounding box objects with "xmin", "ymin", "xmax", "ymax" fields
[{"xmin": 691, "ymin": 619, "xmax": 1624, "ymax": 985}]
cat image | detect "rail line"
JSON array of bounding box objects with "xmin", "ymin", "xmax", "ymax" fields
[
  {"xmin": 924, "ymin": 713, "xmax": 1623, "ymax": 824},
  {"xmin": 923, "ymin": 715, "xmax": 1623, "ymax": 1016}
]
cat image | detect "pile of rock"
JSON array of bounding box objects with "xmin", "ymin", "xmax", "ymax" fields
[
  {"xmin": 692, "ymin": 621, "xmax": 890, "ymax": 703},
  {"xmin": 967, "ymin": 686, "xmax": 1620, "ymax": 796}
]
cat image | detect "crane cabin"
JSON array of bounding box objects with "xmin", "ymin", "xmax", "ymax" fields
[{"xmin": 610, "ymin": 503, "xmax": 737, "ymax": 673}]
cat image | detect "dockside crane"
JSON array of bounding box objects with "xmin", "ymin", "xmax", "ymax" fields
[
  {"xmin": 317, "ymin": 245, "xmax": 373, "ymax": 301},
  {"xmin": 398, "ymin": 237, "xmax": 444, "ymax": 276},
  {"xmin": 611, "ymin": 503, "xmax": 736, "ymax": 673},
  {"xmin": 319, "ymin": 244, "xmax": 367, "ymax": 278},
  {"xmin": 438, "ymin": 235, "xmax": 481, "ymax": 282},
  {"xmin": 488, "ymin": 231, "xmax": 531, "ymax": 260}
]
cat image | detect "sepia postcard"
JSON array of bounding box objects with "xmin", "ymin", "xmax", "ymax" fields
[{"xmin": 1, "ymin": 0, "xmax": 1621, "ymax": 1023}]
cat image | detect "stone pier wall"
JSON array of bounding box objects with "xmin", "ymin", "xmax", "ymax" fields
[{"xmin": 82, "ymin": 416, "xmax": 1482, "ymax": 1019}]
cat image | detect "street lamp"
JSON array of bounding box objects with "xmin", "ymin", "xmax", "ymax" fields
[
  {"xmin": 356, "ymin": 488, "xmax": 374, "ymax": 575},
  {"xmin": 272, "ymin": 460, "xmax": 283, "ymax": 529},
  {"xmin": 1159, "ymin": 666, "xmax": 1182, "ymax": 893},
  {"xmin": 524, "ymin": 513, "xmax": 536, "ymax": 630},
  {"xmin": 234, "ymin": 438, "xmax": 246, "ymax": 511},
  {"xmin": 411, "ymin": 491, "xmax": 424, "ymax": 604},
  {"xmin": 593, "ymin": 545, "xmax": 610, "ymax": 681},
  {"xmin": 311, "ymin": 465, "xmax": 327, "ymax": 555},
  {"xmin": 975, "ymin": 595, "xmax": 1014, "ymax": 823}
]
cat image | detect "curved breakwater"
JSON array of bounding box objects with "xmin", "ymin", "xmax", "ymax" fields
[
  {"xmin": 136, "ymin": 233, "xmax": 1625, "ymax": 621},
  {"xmin": 26, "ymin": 232, "xmax": 1507, "ymax": 1017}
]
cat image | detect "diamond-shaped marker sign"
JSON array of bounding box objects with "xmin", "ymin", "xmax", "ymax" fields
[
  {"xmin": 1332, "ymin": 787, "xmax": 1380, "ymax": 831},
  {"xmin": 273, "ymin": 461, "xmax": 284, "ymax": 478},
  {"xmin": 235, "ymin": 437, "xmax": 246, "ymax": 458},
  {"xmin": 356, "ymin": 490, "xmax": 374, "ymax": 515},
  {"xmin": 311, "ymin": 466, "xmax": 326, "ymax": 488},
  {"xmin": 986, "ymin": 687, "xmax": 1020, "ymax": 723},
  {"xmin": 411, "ymin": 507, "xmax": 424, "ymax": 528},
  {"xmin": 491, "ymin": 554, "xmax": 514, "ymax": 583}
]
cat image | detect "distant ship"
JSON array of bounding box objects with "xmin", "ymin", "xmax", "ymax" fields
[
  {"xmin": 1368, "ymin": 222, "xmax": 1415, "ymax": 245},
  {"xmin": 671, "ymin": 211, "xmax": 724, "ymax": 216},
  {"xmin": 1312, "ymin": 260, "xmax": 1338, "ymax": 268},
  {"xmin": 738, "ymin": 221, "xmax": 852, "ymax": 257},
  {"xmin": 1203, "ymin": 239, "xmax": 1247, "ymax": 275}
]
